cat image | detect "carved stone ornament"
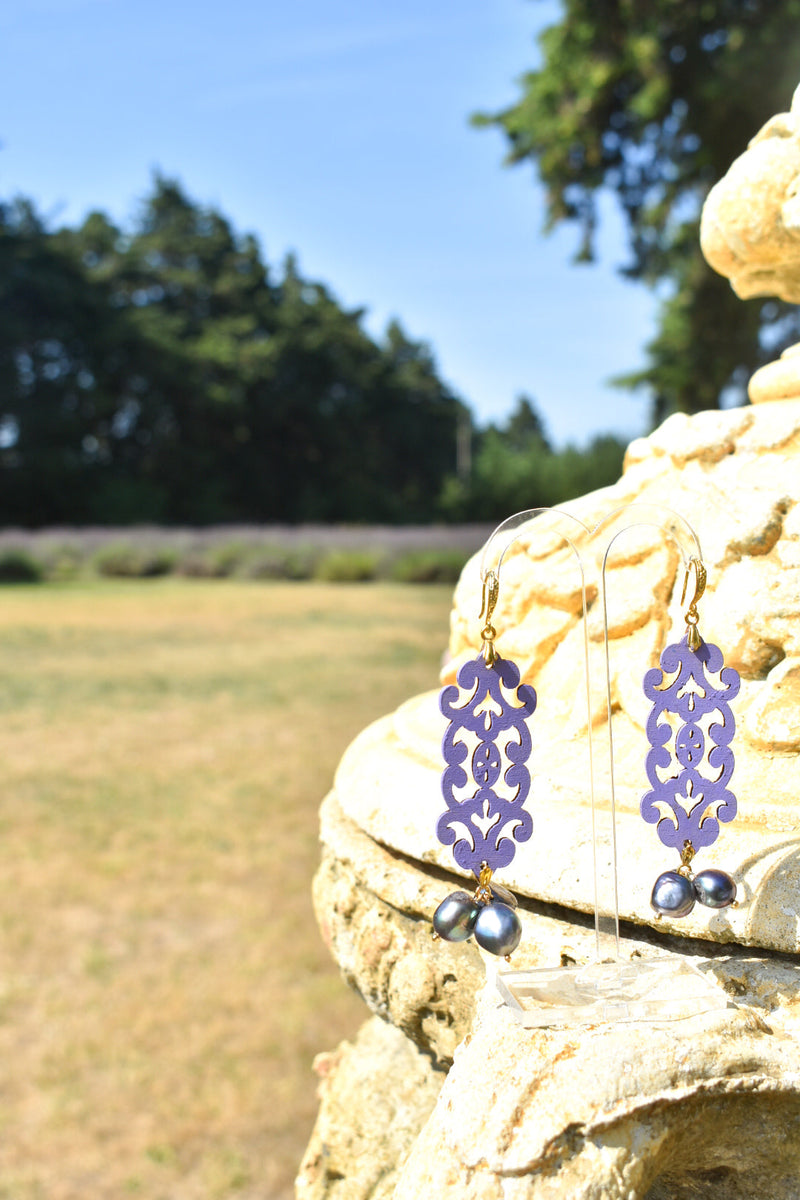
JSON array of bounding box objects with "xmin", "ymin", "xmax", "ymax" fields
[
  {"xmin": 701, "ymin": 82, "xmax": 800, "ymax": 303},
  {"xmin": 701, "ymin": 82, "xmax": 800, "ymax": 402}
]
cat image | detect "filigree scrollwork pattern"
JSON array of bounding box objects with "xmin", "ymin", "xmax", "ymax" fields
[
  {"xmin": 640, "ymin": 635, "xmax": 741, "ymax": 851},
  {"xmin": 438, "ymin": 653, "xmax": 537, "ymax": 872}
]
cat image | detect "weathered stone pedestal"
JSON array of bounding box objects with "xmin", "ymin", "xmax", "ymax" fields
[
  {"xmin": 298, "ymin": 84, "xmax": 800, "ymax": 1200},
  {"xmin": 297, "ymin": 400, "xmax": 800, "ymax": 1200}
]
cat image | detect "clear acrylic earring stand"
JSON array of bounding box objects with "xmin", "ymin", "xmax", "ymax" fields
[
  {"xmin": 477, "ymin": 508, "xmax": 599, "ymax": 955},
  {"xmin": 475, "ymin": 503, "xmax": 731, "ymax": 1025}
]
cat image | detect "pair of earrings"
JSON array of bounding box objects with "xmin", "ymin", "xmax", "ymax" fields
[
  {"xmin": 643, "ymin": 559, "xmax": 740, "ymax": 920},
  {"xmin": 432, "ymin": 557, "xmax": 741, "ymax": 960}
]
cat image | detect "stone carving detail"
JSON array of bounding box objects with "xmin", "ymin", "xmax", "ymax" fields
[
  {"xmin": 438, "ymin": 653, "xmax": 536, "ymax": 872},
  {"xmin": 701, "ymin": 82, "xmax": 800, "ymax": 303},
  {"xmin": 641, "ymin": 635, "xmax": 741, "ymax": 851},
  {"xmin": 700, "ymin": 81, "xmax": 800, "ymax": 402}
]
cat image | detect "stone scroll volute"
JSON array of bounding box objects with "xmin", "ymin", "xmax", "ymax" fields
[{"xmin": 701, "ymin": 81, "xmax": 800, "ymax": 402}]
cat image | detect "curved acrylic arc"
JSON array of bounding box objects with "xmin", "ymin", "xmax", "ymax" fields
[
  {"xmin": 590, "ymin": 503, "xmax": 704, "ymax": 954},
  {"xmin": 479, "ymin": 503, "xmax": 703, "ymax": 586},
  {"xmin": 464, "ymin": 507, "xmax": 599, "ymax": 951},
  {"xmin": 595, "ymin": 503, "xmax": 703, "ymax": 576},
  {"xmin": 479, "ymin": 507, "xmax": 593, "ymax": 583}
]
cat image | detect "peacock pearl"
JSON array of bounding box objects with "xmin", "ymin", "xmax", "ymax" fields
[
  {"xmin": 651, "ymin": 870, "xmax": 696, "ymax": 918},
  {"xmin": 432, "ymin": 891, "xmax": 481, "ymax": 942},
  {"xmin": 473, "ymin": 901, "xmax": 522, "ymax": 957},
  {"xmin": 693, "ymin": 868, "xmax": 737, "ymax": 909}
]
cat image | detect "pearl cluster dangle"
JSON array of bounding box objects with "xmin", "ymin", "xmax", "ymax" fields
[
  {"xmin": 651, "ymin": 840, "xmax": 737, "ymax": 919},
  {"xmin": 432, "ymin": 864, "xmax": 522, "ymax": 959}
]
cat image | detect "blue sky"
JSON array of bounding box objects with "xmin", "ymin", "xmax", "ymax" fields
[{"xmin": 1, "ymin": 0, "xmax": 658, "ymax": 446}]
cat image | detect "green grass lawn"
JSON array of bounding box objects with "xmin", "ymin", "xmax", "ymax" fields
[{"xmin": 0, "ymin": 579, "xmax": 454, "ymax": 1200}]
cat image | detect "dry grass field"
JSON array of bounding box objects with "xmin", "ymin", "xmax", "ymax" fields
[{"xmin": 0, "ymin": 579, "xmax": 454, "ymax": 1200}]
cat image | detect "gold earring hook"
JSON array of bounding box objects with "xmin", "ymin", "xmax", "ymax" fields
[
  {"xmin": 479, "ymin": 571, "xmax": 499, "ymax": 624},
  {"xmin": 479, "ymin": 570, "xmax": 499, "ymax": 666},
  {"xmin": 680, "ymin": 557, "xmax": 706, "ymax": 650},
  {"xmin": 680, "ymin": 557, "xmax": 706, "ymax": 609}
]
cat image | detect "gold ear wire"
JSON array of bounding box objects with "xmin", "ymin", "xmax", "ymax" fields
[
  {"xmin": 479, "ymin": 571, "xmax": 499, "ymax": 622},
  {"xmin": 680, "ymin": 556, "xmax": 707, "ymax": 650},
  {"xmin": 479, "ymin": 570, "xmax": 499, "ymax": 665}
]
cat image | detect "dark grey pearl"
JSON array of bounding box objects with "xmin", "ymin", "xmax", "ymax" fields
[
  {"xmin": 432, "ymin": 891, "xmax": 481, "ymax": 942},
  {"xmin": 473, "ymin": 901, "xmax": 522, "ymax": 956},
  {"xmin": 694, "ymin": 868, "xmax": 737, "ymax": 909},
  {"xmin": 651, "ymin": 870, "xmax": 696, "ymax": 918}
]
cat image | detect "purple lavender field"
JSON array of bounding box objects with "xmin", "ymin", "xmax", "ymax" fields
[{"xmin": 0, "ymin": 524, "xmax": 494, "ymax": 583}]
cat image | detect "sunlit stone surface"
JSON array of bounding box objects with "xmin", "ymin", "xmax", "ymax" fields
[{"xmin": 299, "ymin": 82, "xmax": 800, "ymax": 1200}]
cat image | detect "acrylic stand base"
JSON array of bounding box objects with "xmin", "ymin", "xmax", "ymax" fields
[{"xmin": 495, "ymin": 957, "xmax": 730, "ymax": 1028}]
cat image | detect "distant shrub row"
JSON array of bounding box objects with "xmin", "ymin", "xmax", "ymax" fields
[{"xmin": 0, "ymin": 540, "xmax": 473, "ymax": 586}]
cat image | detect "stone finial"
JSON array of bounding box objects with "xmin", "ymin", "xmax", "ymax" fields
[
  {"xmin": 700, "ymin": 82, "xmax": 800, "ymax": 403},
  {"xmin": 701, "ymin": 83, "xmax": 800, "ymax": 302}
]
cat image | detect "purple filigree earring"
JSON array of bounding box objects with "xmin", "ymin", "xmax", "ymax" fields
[
  {"xmin": 641, "ymin": 558, "xmax": 741, "ymax": 920},
  {"xmin": 432, "ymin": 571, "xmax": 536, "ymax": 960}
]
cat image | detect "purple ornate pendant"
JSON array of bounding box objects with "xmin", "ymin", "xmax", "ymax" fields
[
  {"xmin": 641, "ymin": 632, "xmax": 741, "ymax": 919},
  {"xmin": 438, "ymin": 652, "xmax": 537, "ymax": 871},
  {"xmin": 432, "ymin": 651, "xmax": 536, "ymax": 958}
]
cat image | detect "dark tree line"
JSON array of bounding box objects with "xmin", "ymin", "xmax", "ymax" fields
[
  {"xmin": 0, "ymin": 176, "xmax": 632, "ymax": 526},
  {"xmin": 0, "ymin": 178, "xmax": 467, "ymax": 525}
]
